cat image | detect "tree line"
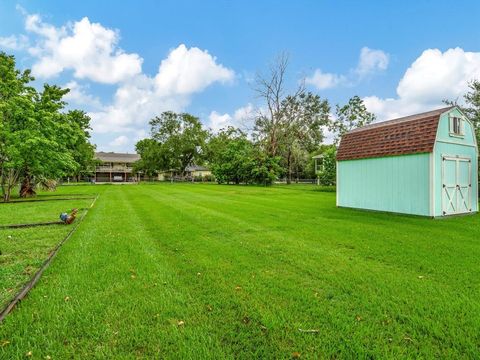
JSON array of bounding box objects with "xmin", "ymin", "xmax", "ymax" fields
[
  {"xmin": 135, "ymin": 54, "xmax": 377, "ymax": 185},
  {"xmin": 2, "ymin": 50, "xmax": 479, "ymax": 197},
  {"xmin": 135, "ymin": 55, "xmax": 480, "ymax": 186},
  {"xmin": 0, "ymin": 52, "xmax": 95, "ymax": 202}
]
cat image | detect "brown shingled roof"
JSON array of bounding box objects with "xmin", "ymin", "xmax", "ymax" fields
[{"xmin": 336, "ymin": 107, "xmax": 453, "ymax": 161}]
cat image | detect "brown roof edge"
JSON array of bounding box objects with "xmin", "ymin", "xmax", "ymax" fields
[
  {"xmin": 337, "ymin": 106, "xmax": 455, "ymax": 161},
  {"xmin": 347, "ymin": 106, "xmax": 454, "ymax": 134}
]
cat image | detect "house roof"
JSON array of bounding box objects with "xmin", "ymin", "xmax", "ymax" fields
[
  {"xmin": 95, "ymin": 152, "xmax": 141, "ymax": 163},
  {"xmin": 336, "ymin": 106, "xmax": 454, "ymax": 161}
]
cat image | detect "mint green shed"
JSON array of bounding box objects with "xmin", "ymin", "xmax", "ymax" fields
[{"xmin": 336, "ymin": 107, "xmax": 478, "ymax": 217}]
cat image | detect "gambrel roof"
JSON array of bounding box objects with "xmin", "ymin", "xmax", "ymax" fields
[{"xmin": 337, "ymin": 106, "xmax": 454, "ymax": 161}]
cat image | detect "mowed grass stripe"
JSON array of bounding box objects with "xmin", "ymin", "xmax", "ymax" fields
[
  {"xmin": 0, "ymin": 184, "xmax": 479, "ymax": 358},
  {"xmin": 1, "ymin": 186, "xmax": 232, "ymax": 358},
  {"xmin": 128, "ymin": 185, "xmax": 479, "ymax": 357},
  {"xmin": 127, "ymin": 186, "xmax": 287, "ymax": 357},
  {"xmin": 139, "ymin": 184, "xmax": 478, "ymax": 287},
  {"xmin": 123, "ymin": 186, "xmax": 353, "ymax": 356}
]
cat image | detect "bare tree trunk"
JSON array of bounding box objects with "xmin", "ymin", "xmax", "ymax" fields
[
  {"xmin": 20, "ymin": 173, "xmax": 36, "ymax": 198},
  {"xmin": 2, "ymin": 169, "xmax": 20, "ymax": 202},
  {"xmin": 254, "ymin": 53, "xmax": 289, "ymax": 158}
]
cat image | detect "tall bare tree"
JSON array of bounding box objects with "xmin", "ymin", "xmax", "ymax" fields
[
  {"xmin": 253, "ymin": 52, "xmax": 293, "ymax": 157},
  {"xmin": 254, "ymin": 53, "xmax": 330, "ymax": 183}
]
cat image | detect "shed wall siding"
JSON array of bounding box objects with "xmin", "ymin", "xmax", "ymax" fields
[{"xmin": 337, "ymin": 154, "xmax": 430, "ymax": 216}]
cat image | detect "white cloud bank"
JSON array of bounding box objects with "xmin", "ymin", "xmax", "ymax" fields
[
  {"xmin": 208, "ymin": 103, "xmax": 255, "ymax": 133},
  {"xmin": 355, "ymin": 47, "xmax": 389, "ymax": 78},
  {"xmin": 25, "ymin": 15, "xmax": 143, "ymax": 83},
  {"xmin": 305, "ymin": 70, "xmax": 345, "ymax": 90},
  {"xmin": 306, "ymin": 47, "xmax": 389, "ymax": 90},
  {"xmin": 364, "ymin": 47, "xmax": 480, "ymax": 120},
  {"xmin": 0, "ymin": 34, "xmax": 29, "ymax": 50},
  {"xmin": 90, "ymin": 44, "xmax": 235, "ymax": 134},
  {"xmin": 2, "ymin": 10, "xmax": 236, "ymax": 150},
  {"xmin": 109, "ymin": 135, "xmax": 129, "ymax": 147},
  {"xmin": 155, "ymin": 44, "xmax": 234, "ymax": 96},
  {"xmin": 63, "ymin": 80, "xmax": 103, "ymax": 110}
]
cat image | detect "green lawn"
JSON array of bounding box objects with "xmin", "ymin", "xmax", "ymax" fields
[
  {"xmin": 0, "ymin": 184, "xmax": 479, "ymax": 358},
  {"xmin": 0, "ymin": 195, "xmax": 94, "ymax": 311}
]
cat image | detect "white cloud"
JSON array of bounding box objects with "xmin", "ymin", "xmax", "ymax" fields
[
  {"xmin": 7, "ymin": 12, "xmax": 235, "ymax": 135},
  {"xmin": 356, "ymin": 47, "xmax": 389, "ymax": 77},
  {"xmin": 364, "ymin": 47, "xmax": 480, "ymax": 120},
  {"xmin": 63, "ymin": 81, "xmax": 103, "ymax": 110},
  {"xmin": 89, "ymin": 44, "xmax": 235, "ymax": 134},
  {"xmin": 208, "ymin": 103, "xmax": 255, "ymax": 132},
  {"xmin": 109, "ymin": 135, "xmax": 129, "ymax": 147},
  {"xmin": 155, "ymin": 44, "xmax": 234, "ymax": 96},
  {"xmin": 208, "ymin": 111, "xmax": 232, "ymax": 132},
  {"xmin": 25, "ymin": 14, "xmax": 143, "ymax": 83},
  {"xmin": 306, "ymin": 47, "xmax": 389, "ymax": 90},
  {"xmin": 305, "ymin": 69, "xmax": 346, "ymax": 90},
  {"xmin": 0, "ymin": 34, "xmax": 29, "ymax": 50},
  {"xmin": 397, "ymin": 48, "xmax": 480, "ymax": 102}
]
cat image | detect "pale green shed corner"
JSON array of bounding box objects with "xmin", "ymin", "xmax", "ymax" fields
[{"xmin": 336, "ymin": 107, "xmax": 478, "ymax": 217}]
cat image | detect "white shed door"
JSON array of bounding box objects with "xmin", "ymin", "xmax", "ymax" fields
[{"xmin": 442, "ymin": 156, "xmax": 472, "ymax": 215}]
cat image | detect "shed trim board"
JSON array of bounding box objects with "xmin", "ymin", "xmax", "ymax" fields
[
  {"xmin": 336, "ymin": 106, "xmax": 478, "ymax": 217},
  {"xmin": 429, "ymin": 151, "xmax": 435, "ymax": 217},
  {"xmin": 436, "ymin": 139, "xmax": 477, "ymax": 148},
  {"xmin": 336, "ymin": 160, "xmax": 339, "ymax": 207}
]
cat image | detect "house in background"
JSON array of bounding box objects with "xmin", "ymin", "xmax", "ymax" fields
[
  {"xmin": 158, "ymin": 165, "xmax": 212, "ymax": 181},
  {"xmin": 185, "ymin": 165, "xmax": 211, "ymax": 178},
  {"xmin": 336, "ymin": 106, "xmax": 478, "ymax": 217},
  {"xmin": 95, "ymin": 152, "xmax": 140, "ymax": 182}
]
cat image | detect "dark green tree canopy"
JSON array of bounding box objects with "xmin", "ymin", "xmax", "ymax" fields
[
  {"xmin": 0, "ymin": 52, "xmax": 95, "ymax": 201},
  {"xmin": 329, "ymin": 95, "xmax": 375, "ymax": 145},
  {"xmin": 134, "ymin": 138, "xmax": 163, "ymax": 177},
  {"xmin": 139, "ymin": 111, "xmax": 209, "ymax": 174},
  {"xmin": 207, "ymin": 127, "xmax": 282, "ymax": 185}
]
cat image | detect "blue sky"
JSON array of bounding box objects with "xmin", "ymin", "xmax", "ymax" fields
[{"xmin": 1, "ymin": 0, "xmax": 480, "ymax": 152}]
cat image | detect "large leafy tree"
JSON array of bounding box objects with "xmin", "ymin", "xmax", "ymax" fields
[
  {"xmin": 63, "ymin": 110, "xmax": 96, "ymax": 182},
  {"xmin": 207, "ymin": 127, "xmax": 282, "ymax": 185},
  {"xmin": 18, "ymin": 85, "xmax": 81, "ymax": 197},
  {"xmin": 0, "ymin": 52, "xmax": 95, "ymax": 201},
  {"xmin": 145, "ymin": 111, "xmax": 209, "ymax": 174},
  {"xmin": 133, "ymin": 138, "xmax": 163, "ymax": 177},
  {"xmin": 276, "ymin": 92, "xmax": 330, "ymax": 183},
  {"xmin": 0, "ymin": 52, "xmax": 36, "ymax": 201},
  {"xmin": 329, "ymin": 95, "xmax": 375, "ymax": 145},
  {"xmin": 207, "ymin": 127, "xmax": 255, "ymax": 184}
]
